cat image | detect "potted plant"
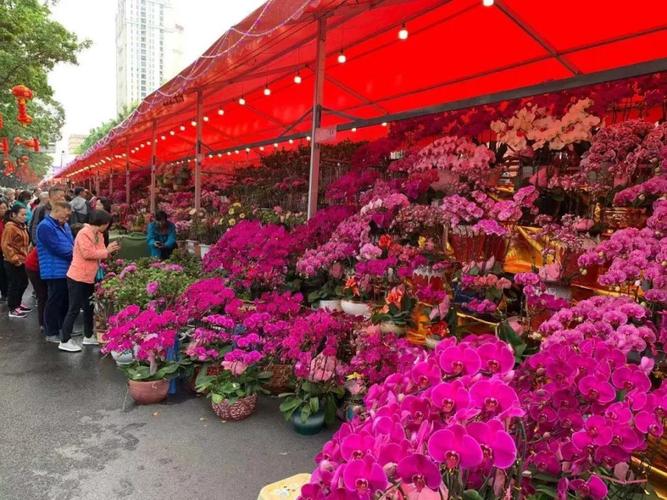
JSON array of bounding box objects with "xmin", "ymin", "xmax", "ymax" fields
[
  {"xmin": 279, "ymin": 379, "xmax": 344, "ymax": 435},
  {"xmin": 101, "ymin": 305, "xmax": 183, "ymax": 405},
  {"xmin": 340, "ymin": 275, "xmax": 372, "ymax": 317},
  {"xmin": 196, "ymin": 362, "xmax": 270, "ymax": 421},
  {"xmin": 370, "ymin": 285, "xmax": 417, "ymax": 335}
]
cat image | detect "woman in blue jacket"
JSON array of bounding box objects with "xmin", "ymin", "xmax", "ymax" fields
[{"xmin": 147, "ymin": 211, "xmax": 176, "ymax": 260}]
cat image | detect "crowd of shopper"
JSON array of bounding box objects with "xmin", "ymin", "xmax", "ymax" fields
[{"xmin": 0, "ymin": 185, "xmax": 119, "ymax": 353}]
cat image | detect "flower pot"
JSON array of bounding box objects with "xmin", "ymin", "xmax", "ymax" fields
[
  {"xmin": 379, "ymin": 321, "xmax": 406, "ymax": 335},
  {"xmin": 186, "ymin": 239, "xmax": 197, "ymax": 255},
  {"xmin": 545, "ymin": 283, "xmax": 572, "ymax": 302},
  {"xmin": 128, "ymin": 378, "xmax": 169, "ymax": 405},
  {"xmin": 263, "ymin": 363, "xmax": 293, "ymax": 395},
  {"xmin": 211, "ymin": 394, "xmax": 257, "ymax": 421},
  {"xmin": 111, "ymin": 350, "xmax": 134, "ymax": 366},
  {"xmin": 199, "ymin": 243, "xmax": 211, "ymax": 258},
  {"xmin": 291, "ymin": 410, "xmax": 325, "ymax": 435},
  {"xmin": 340, "ymin": 300, "xmax": 371, "ymax": 318},
  {"xmin": 317, "ymin": 299, "xmax": 342, "ymax": 312}
]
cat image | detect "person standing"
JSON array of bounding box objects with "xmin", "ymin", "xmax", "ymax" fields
[
  {"xmin": 1, "ymin": 205, "xmax": 30, "ymax": 318},
  {"xmin": 147, "ymin": 211, "xmax": 177, "ymax": 260},
  {"xmin": 0, "ymin": 200, "xmax": 8, "ymax": 303},
  {"xmin": 60, "ymin": 210, "xmax": 119, "ymax": 352},
  {"xmin": 25, "ymin": 246, "xmax": 47, "ymax": 335},
  {"xmin": 69, "ymin": 187, "xmax": 89, "ymax": 225},
  {"xmin": 94, "ymin": 197, "xmax": 113, "ymax": 245},
  {"xmin": 36, "ymin": 201, "xmax": 73, "ymax": 343},
  {"xmin": 14, "ymin": 190, "xmax": 33, "ymax": 226},
  {"xmin": 31, "ymin": 186, "xmax": 66, "ymax": 243}
]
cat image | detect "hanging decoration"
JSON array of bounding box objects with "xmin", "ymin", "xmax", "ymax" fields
[
  {"xmin": 11, "ymin": 85, "xmax": 34, "ymax": 126},
  {"xmin": 13, "ymin": 136, "xmax": 40, "ymax": 152}
]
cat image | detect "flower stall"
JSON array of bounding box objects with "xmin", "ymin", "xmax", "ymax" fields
[{"xmin": 48, "ymin": 0, "xmax": 667, "ymax": 497}]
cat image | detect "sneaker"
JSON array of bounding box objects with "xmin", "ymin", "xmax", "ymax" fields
[
  {"xmin": 18, "ymin": 304, "xmax": 32, "ymax": 312},
  {"xmin": 58, "ymin": 340, "xmax": 82, "ymax": 353},
  {"xmin": 8, "ymin": 308, "xmax": 27, "ymax": 318},
  {"xmin": 82, "ymin": 336, "xmax": 99, "ymax": 346},
  {"xmin": 45, "ymin": 335, "xmax": 60, "ymax": 343}
]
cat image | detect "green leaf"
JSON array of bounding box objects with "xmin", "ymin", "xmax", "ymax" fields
[
  {"xmin": 309, "ymin": 397, "xmax": 320, "ymax": 414},
  {"xmin": 211, "ymin": 393, "xmax": 224, "ymax": 404},
  {"xmin": 462, "ymin": 490, "xmax": 484, "ymax": 500}
]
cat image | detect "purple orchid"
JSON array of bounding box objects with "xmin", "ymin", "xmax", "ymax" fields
[
  {"xmin": 427, "ymin": 425, "xmax": 483, "ymax": 470},
  {"xmin": 341, "ymin": 458, "xmax": 388, "ymax": 497},
  {"xmin": 396, "ymin": 454, "xmax": 442, "ymax": 492},
  {"xmin": 466, "ymin": 420, "xmax": 517, "ymax": 469}
]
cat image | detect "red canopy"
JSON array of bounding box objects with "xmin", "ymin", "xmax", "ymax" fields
[{"xmin": 57, "ymin": 0, "xmax": 667, "ymax": 180}]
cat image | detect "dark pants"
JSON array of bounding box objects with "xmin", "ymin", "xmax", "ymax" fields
[
  {"xmin": 4, "ymin": 261, "xmax": 28, "ymax": 311},
  {"xmin": 159, "ymin": 246, "xmax": 174, "ymax": 260},
  {"xmin": 61, "ymin": 278, "xmax": 94, "ymax": 343},
  {"xmin": 0, "ymin": 254, "xmax": 7, "ymax": 299},
  {"xmin": 26, "ymin": 269, "xmax": 47, "ymax": 328},
  {"xmin": 44, "ymin": 278, "xmax": 69, "ymax": 338}
]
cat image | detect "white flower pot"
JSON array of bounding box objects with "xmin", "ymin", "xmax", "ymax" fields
[
  {"xmin": 341, "ymin": 300, "xmax": 371, "ymax": 318},
  {"xmin": 545, "ymin": 284, "xmax": 572, "ymax": 301},
  {"xmin": 318, "ymin": 299, "xmax": 342, "ymax": 312},
  {"xmin": 379, "ymin": 321, "xmax": 406, "ymax": 335},
  {"xmin": 186, "ymin": 240, "xmax": 196, "ymax": 255},
  {"xmin": 111, "ymin": 350, "xmax": 134, "ymax": 366},
  {"xmin": 199, "ymin": 244, "xmax": 211, "ymax": 258}
]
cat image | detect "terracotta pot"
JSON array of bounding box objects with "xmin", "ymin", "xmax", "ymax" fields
[
  {"xmin": 211, "ymin": 394, "xmax": 257, "ymax": 421},
  {"xmin": 340, "ymin": 300, "xmax": 371, "ymax": 318},
  {"xmin": 128, "ymin": 379, "xmax": 169, "ymax": 405},
  {"xmin": 263, "ymin": 363, "xmax": 293, "ymax": 395}
]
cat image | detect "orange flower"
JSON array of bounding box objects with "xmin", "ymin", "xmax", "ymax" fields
[
  {"xmin": 386, "ymin": 286, "xmax": 404, "ymax": 308},
  {"xmin": 345, "ymin": 276, "xmax": 360, "ymax": 297},
  {"xmin": 378, "ymin": 234, "xmax": 392, "ymax": 249}
]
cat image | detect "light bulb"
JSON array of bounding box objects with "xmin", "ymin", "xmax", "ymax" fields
[
  {"xmin": 483, "ymin": 0, "xmax": 494, "ymax": 6},
  {"xmin": 203, "ymin": 116, "xmax": 209, "ymax": 122},
  {"xmin": 259, "ymin": 146, "xmax": 264, "ymax": 151},
  {"xmin": 398, "ymin": 23, "xmax": 408, "ymax": 40},
  {"xmin": 235, "ymin": 149, "xmax": 239, "ymax": 154},
  {"xmin": 147, "ymin": 140, "xmax": 151, "ymax": 145},
  {"xmin": 239, "ymin": 96, "xmax": 246, "ymax": 105},
  {"xmin": 227, "ymin": 151, "xmax": 231, "ymax": 156},
  {"xmin": 191, "ymin": 120, "xmax": 197, "ymax": 126},
  {"xmin": 274, "ymin": 143, "xmax": 279, "ymax": 148},
  {"xmin": 289, "ymin": 139, "xmax": 294, "ymax": 144},
  {"xmin": 245, "ymin": 147, "xmax": 250, "ymax": 152},
  {"xmin": 169, "ymin": 130, "xmax": 175, "ymax": 136},
  {"xmin": 337, "ymin": 51, "xmax": 346, "ymax": 64},
  {"xmin": 306, "ymin": 136, "xmax": 311, "ymax": 141},
  {"xmin": 264, "ymin": 86, "xmax": 271, "ymax": 96},
  {"xmin": 179, "ymin": 125, "xmax": 186, "ymax": 131},
  {"xmin": 351, "ymin": 127, "xmax": 357, "ymax": 132},
  {"xmin": 217, "ymin": 108, "xmax": 224, "ymax": 116},
  {"xmin": 382, "ymin": 122, "xmax": 388, "ymax": 127},
  {"xmin": 161, "ymin": 135, "xmax": 166, "ymax": 141},
  {"xmin": 217, "ymin": 153, "xmax": 222, "ymax": 158},
  {"xmin": 294, "ymin": 73, "xmax": 302, "ymax": 84}
]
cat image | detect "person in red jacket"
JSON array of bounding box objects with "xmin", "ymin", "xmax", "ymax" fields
[{"xmin": 25, "ymin": 246, "xmax": 47, "ymax": 335}]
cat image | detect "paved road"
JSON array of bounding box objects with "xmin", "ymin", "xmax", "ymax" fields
[{"xmin": 0, "ymin": 295, "xmax": 331, "ymax": 500}]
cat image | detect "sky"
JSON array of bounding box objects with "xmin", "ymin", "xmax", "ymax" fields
[{"xmin": 48, "ymin": 0, "xmax": 266, "ymax": 166}]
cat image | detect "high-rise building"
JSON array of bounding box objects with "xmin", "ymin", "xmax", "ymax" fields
[
  {"xmin": 67, "ymin": 134, "xmax": 86, "ymax": 155},
  {"xmin": 115, "ymin": 0, "xmax": 184, "ymax": 114}
]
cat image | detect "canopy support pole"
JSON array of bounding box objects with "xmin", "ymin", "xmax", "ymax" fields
[
  {"xmin": 150, "ymin": 120, "xmax": 157, "ymax": 214},
  {"xmin": 94, "ymin": 173, "xmax": 100, "ymax": 196},
  {"xmin": 307, "ymin": 16, "xmax": 327, "ymax": 220},
  {"xmin": 125, "ymin": 140, "xmax": 130, "ymax": 205},
  {"xmin": 194, "ymin": 90, "xmax": 203, "ymax": 212},
  {"xmin": 109, "ymin": 170, "xmax": 113, "ymax": 197}
]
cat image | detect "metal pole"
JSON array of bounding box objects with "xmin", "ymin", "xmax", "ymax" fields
[
  {"xmin": 150, "ymin": 120, "xmax": 157, "ymax": 214},
  {"xmin": 109, "ymin": 170, "xmax": 113, "ymax": 197},
  {"xmin": 94, "ymin": 172, "xmax": 100, "ymax": 195},
  {"xmin": 125, "ymin": 140, "xmax": 130, "ymax": 205},
  {"xmin": 307, "ymin": 16, "xmax": 327, "ymax": 220},
  {"xmin": 194, "ymin": 90, "xmax": 203, "ymax": 212}
]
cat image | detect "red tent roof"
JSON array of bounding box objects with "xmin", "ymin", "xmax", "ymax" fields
[{"xmin": 57, "ymin": 0, "xmax": 667, "ymax": 179}]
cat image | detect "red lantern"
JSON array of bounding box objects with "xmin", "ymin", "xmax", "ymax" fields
[
  {"xmin": 13, "ymin": 136, "xmax": 40, "ymax": 152},
  {"xmin": 11, "ymin": 85, "xmax": 34, "ymax": 127}
]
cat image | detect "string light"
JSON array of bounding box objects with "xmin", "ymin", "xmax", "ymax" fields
[
  {"xmin": 483, "ymin": 0, "xmax": 494, "ymax": 5},
  {"xmin": 289, "ymin": 139, "xmax": 294, "ymax": 144},
  {"xmin": 263, "ymin": 85, "xmax": 271, "ymax": 96},
  {"xmin": 239, "ymin": 96, "xmax": 246, "ymax": 105},
  {"xmin": 294, "ymin": 72, "xmax": 302, "ymax": 84},
  {"xmin": 259, "ymin": 146, "xmax": 264, "ymax": 151},
  {"xmin": 147, "ymin": 140, "xmax": 152, "ymax": 145},
  {"xmin": 203, "ymin": 116, "xmax": 209, "ymax": 122},
  {"xmin": 352, "ymin": 127, "xmax": 357, "ymax": 132},
  {"xmin": 398, "ymin": 23, "xmax": 408, "ymax": 40},
  {"xmin": 169, "ymin": 130, "xmax": 175, "ymax": 136},
  {"xmin": 217, "ymin": 108, "xmax": 224, "ymax": 116},
  {"xmin": 227, "ymin": 151, "xmax": 232, "ymax": 156},
  {"xmin": 306, "ymin": 136, "xmax": 311, "ymax": 141},
  {"xmin": 161, "ymin": 135, "xmax": 166, "ymax": 141},
  {"xmin": 382, "ymin": 122, "xmax": 388, "ymax": 127},
  {"xmin": 235, "ymin": 149, "xmax": 240, "ymax": 154},
  {"xmin": 217, "ymin": 153, "xmax": 222, "ymax": 158},
  {"xmin": 337, "ymin": 50, "xmax": 347, "ymax": 64},
  {"xmin": 179, "ymin": 125, "xmax": 186, "ymax": 131},
  {"xmin": 274, "ymin": 143, "xmax": 278, "ymax": 148},
  {"xmin": 191, "ymin": 120, "xmax": 197, "ymax": 126},
  {"xmin": 245, "ymin": 147, "xmax": 250, "ymax": 152}
]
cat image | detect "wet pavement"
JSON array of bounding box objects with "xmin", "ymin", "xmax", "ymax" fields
[{"xmin": 0, "ymin": 294, "xmax": 331, "ymax": 500}]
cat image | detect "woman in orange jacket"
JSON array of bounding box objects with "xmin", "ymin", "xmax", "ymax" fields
[
  {"xmin": 1, "ymin": 205, "xmax": 30, "ymax": 318},
  {"xmin": 59, "ymin": 210, "xmax": 119, "ymax": 352}
]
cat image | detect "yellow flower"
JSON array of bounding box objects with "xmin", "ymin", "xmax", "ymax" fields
[
  {"xmin": 346, "ymin": 372, "xmax": 363, "ymax": 380},
  {"xmin": 228, "ymin": 208, "xmax": 235, "ymax": 215},
  {"xmin": 228, "ymin": 218, "xmax": 236, "ymax": 226},
  {"xmin": 233, "ymin": 202, "xmax": 241, "ymax": 207},
  {"xmin": 239, "ymin": 213, "xmax": 246, "ymax": 219},
  {"xmin": 418, "ymin": 236, "xmax": 427, "ymax": 249}
]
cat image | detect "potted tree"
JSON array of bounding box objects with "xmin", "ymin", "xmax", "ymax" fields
[{"xmin": 279, "ymin": 378, "xmax": 344, "ymax": 435}]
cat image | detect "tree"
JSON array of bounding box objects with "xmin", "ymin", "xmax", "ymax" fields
[
  {"xmin": 76, "ymin": 103, "xmax": 137, "ymax": 155},
  {"xmin": 0, "ymin": 0, "xmax": 90, "ymax": 182}
]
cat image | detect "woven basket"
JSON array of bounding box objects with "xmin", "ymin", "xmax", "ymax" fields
[
  {"xmin": 263, "ymin": 364, "xmax": 293, "ymax": 395},
  {"xmin": 211, "ymin": 394, "xmax": 257, "ymax": 421}
]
